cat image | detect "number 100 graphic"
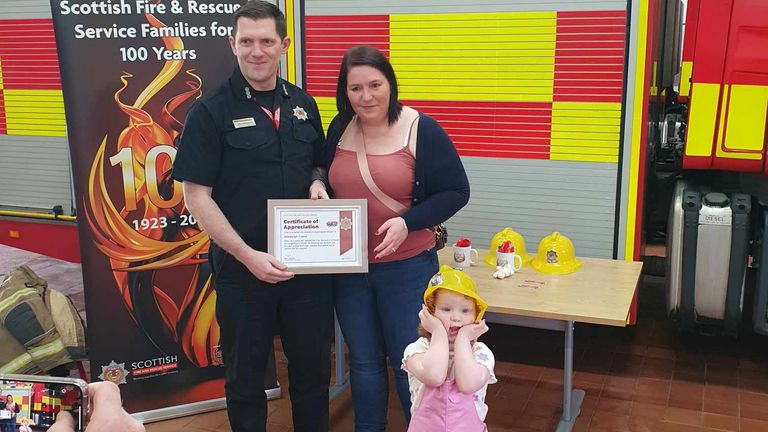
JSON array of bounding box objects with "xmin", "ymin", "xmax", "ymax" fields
[
  {"xmin": 109, "ymin": 145, "xmax": 182, "ymax": 211},
  {"xmin": 80, "ymin": 65, "xmax": 220, "ymax": 369}
]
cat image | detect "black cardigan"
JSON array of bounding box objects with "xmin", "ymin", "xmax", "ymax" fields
[{"xmin": 323, "ymin": 113, "xmax": 470, "ymax": 231}]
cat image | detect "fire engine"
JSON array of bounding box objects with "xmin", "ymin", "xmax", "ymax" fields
[
  {"xmin": 643, "ymin": 0, "xmax": 768, "ymax": 335},
  {"xmin": 29, "ymin": 382, "xmax": 80, "ymax": 428},
  {"xmin": 0, "ymin": 381, "xmax": 79, "ymax": 428}
]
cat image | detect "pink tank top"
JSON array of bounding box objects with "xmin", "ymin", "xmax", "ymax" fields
[{"xmin": 329, "ymin": 146, "xmax": 435, "ymax": 263}]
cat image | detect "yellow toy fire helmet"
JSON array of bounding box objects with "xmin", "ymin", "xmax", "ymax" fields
[
  {"xmin": 530, "ymin": 231, "xmax": 582, "ymax": 275},
  {"xmin": 483, "ymin": 227, "xmax": 533, "ymax": 268},
  {"xmin": 424, "ymin": 265, "xmax": 488, "ymax": 320}
]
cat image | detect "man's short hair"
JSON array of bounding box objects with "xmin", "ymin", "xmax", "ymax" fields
[{"xmin": 232, "ymin": 0, "xmax": 287, "ymax": 39}]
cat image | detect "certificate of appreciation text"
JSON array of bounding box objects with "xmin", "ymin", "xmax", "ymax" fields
[{"xmin": 267, "ymin": 199, "xmax": 368, "ymax": 274}]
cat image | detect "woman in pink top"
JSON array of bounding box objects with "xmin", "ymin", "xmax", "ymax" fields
[
  {"xmin": 323, "ymin": 46, "xmax": 470, "ymax": 431},
  {"xmin": 0, "ymin": 395, "xmax": 20, "ymax": 432}
]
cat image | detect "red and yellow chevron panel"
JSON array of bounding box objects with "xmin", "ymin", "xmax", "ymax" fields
[
  {"xmin": 554, "ymin": 11, "xmax": 626, "ymax": 103},
  {"xmin": 0, "ymin": 19, "xmax": 61, "ymax": 89},
  {"xmin": 404, "ymin": 100, "xmax": 552, "ymax": 159},
  {"xmin": 0, "ymin": 58, "xmax": 5, "ymax": 135},
  {"xmin": 305, "ymin": 15, "xmax": 390, "ymax": 97},
  {"xmin": 305, "ymin": 10, "xmax": 626, "ymax": 163},
  {"xmin": 0, "ymin": 18, "xmax": 65, "ymax": 137},
  {"xmin": 551, "ymin": 101, "xmax": 622, "ymax": 162},
  {"xmin": 390, "ymin": 12, "xmax": 556, "ymax": 103}
]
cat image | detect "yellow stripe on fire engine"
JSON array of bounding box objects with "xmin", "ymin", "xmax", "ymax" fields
[
  {"xmin": 679, "ymin": 61, "xmax": 692, "ymax": 97},
  {"xmin": 285, "ymin": 0, "xmax": 296, "ymax": 85},
  {"xmin": 718, "ymin": 84, "xmax": 768, "ymax": 160},
  {"xmin": 3, "ymin": 89, "xmax": 66, "ymax": 136},
  {"xmin": 316, "ymin": 96, "xmax": 336, "ymax": 133},
  {"xmin": 550, "ymin": 102, "xmax": 622, "ymax": 163},
  {"xmin": 714, "ymin": 85, "xmax": 729, "ymax": 161},
  {"xmin": 685, "ymin": 82, "xmax": 720, "ymax": 158},
  {"xmin": 625, "ymin": 0, "xmax": 650, "ymax": 261},
  {"xmin": 390, "ymin": 12, "xmax": 556, "ymax": 103}
]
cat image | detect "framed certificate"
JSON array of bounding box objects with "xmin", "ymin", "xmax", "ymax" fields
[{"xmin": 267, "ymin": 199, "xmax": 368, "ymax": 274}]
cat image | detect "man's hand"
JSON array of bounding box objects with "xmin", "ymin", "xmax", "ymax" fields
[
  {"xmin": 373, "ymin": 217, "xmax": 408, "ymax": 259},
  {"xmin": 418, "ymin": 305, "xmax": 446, "ymax": 336},
  {"xmin": 183, "ymin": 182, "xmax": 294, "ymax": 284},
  {"xmin": 239, "ymin": 248, "xmax": 294, "ymax": 283},
  {"xmin": 49, "ymin": 382, "xmax": 145, "ymax": 432},
  {"xmin": 456, "ymin": 320, "xmax": 489, "ymax": 341},
  {"xmin": 309, "ymin": 180, "xmax": 329, "ymax": 199}
]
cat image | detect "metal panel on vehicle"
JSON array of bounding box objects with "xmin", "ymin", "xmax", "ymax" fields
[{"xmin": 304, "ymin": 0, "xmax": 628, "ymax": 258}]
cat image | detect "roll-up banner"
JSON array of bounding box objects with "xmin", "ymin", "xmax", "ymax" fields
[{"xmin": 49, "ymin": 0, "xmax": 282, "ymax": 419}]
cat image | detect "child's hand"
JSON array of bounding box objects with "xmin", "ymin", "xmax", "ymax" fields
[
  {"xmin": 457, "ymin": 319, "xmax": 489, "ymax": 340},
  {"xmin": 419, "ymin": 305, "xmax": 445, "ymax": 335}
]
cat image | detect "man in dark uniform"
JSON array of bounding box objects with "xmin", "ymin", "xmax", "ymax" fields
[{"xmin": 171, "ymin": 2, "xmax": 332, "ymax": 431}]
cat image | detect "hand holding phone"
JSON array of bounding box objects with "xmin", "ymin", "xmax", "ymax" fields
[
  {"xmin": 49, "ymin": 382, "xmax": 144, "ymax": 432},
  {"xmin": 0, "ymin": 374, "xmax": 144, "ymax": 432}
]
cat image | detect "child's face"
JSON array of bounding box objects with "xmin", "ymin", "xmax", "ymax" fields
[{"xmin": 432, "ymin": 289, "xmax": 477, "ymax": 341}]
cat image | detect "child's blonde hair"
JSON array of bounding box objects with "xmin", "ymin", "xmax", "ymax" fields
[{"xmin": 417, "ymin": 288, "xmax": 480, "ymax": 338}]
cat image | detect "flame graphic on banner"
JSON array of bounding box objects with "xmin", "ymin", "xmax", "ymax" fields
[{"xmin": 83, "ymin": 11, "xmax": 221, "ymax": 367}]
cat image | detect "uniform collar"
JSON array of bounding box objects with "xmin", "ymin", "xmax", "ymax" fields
[{"xmin": 230, "ymin": 67, "xmax": 291, "ymax": 103}]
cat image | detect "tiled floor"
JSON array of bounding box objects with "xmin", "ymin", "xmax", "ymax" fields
[{"xmin": 145, "ymin": 271, "xmax": 768, "ymax": 432}]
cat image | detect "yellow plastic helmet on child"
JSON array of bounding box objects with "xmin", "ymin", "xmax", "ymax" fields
[{"xmin": 424, "ymin": 264, "xmax": 488, "ymax": 320}]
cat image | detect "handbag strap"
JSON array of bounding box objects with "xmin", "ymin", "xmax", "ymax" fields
[{"xmin": 354, "ymin": 115, "xmax": 419, "ymax": 215}]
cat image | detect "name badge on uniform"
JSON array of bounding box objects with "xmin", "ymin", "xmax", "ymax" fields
[{"xmin": 232, "ymin": 117, "xmax": 256, "ymax": 129}]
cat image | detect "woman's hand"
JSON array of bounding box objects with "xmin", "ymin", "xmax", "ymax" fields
[
  {"xmin": 373, "ymin": 217, "xmax": 408, "ymax": 259},
  {"xmin": 308, "ymin": 180, "xmax": 329, "ymax": 199},
  {"xmin": 418, "ymin": 305, "xmax": 445, "ymax": 336}
]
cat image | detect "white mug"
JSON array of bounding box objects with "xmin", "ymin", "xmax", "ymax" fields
[
  {"xmin": 496, "ymin": 251, "xmax": 523, "ymax": 272},
  {"xmin": 453, "ymin": 246, "xmax": 479, "ymax": 269}
]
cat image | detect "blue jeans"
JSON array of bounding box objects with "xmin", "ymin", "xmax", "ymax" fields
[
  {"xmin": 0, "ymin": 420, "xmax": 15, "ymax": 432},
  {"xmin": 334, "ymin": 249, "xmax": 439, "ymax": 431}
]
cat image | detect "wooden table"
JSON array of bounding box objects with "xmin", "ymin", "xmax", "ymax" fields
[
  {"xmin": 439, "ymin": 248, "xmax": 643, "ymax": 431},
  {"xmin": 329, "ymin": 249, "xmax": 642, "ymax": 432}
]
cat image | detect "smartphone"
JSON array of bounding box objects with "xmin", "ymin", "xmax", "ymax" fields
[{"xmin": 0, "ymin": 374, "xmax": 88, "ymax": 432}]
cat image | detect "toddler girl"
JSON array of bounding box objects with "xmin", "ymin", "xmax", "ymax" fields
[
  {"xmin": 18, "ymin": 417, "xmax": 33, "ymax": 432},
  {"xmin": 402, "ymin": 265, "xmax": 496, "ymax": 431}
]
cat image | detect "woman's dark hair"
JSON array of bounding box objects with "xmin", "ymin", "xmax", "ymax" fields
[{"xmin": 336, "ymin": 46, "xmax": 402, "ymax": 125}]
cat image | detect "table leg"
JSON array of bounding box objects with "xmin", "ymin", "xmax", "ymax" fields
[
  {"xmin": 556, "ymin": 320, "xmax": 585, "ymax": 432},
  {"xmin": 329, "ymin": 314, "xmax": 350, "ymax": 400}
]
